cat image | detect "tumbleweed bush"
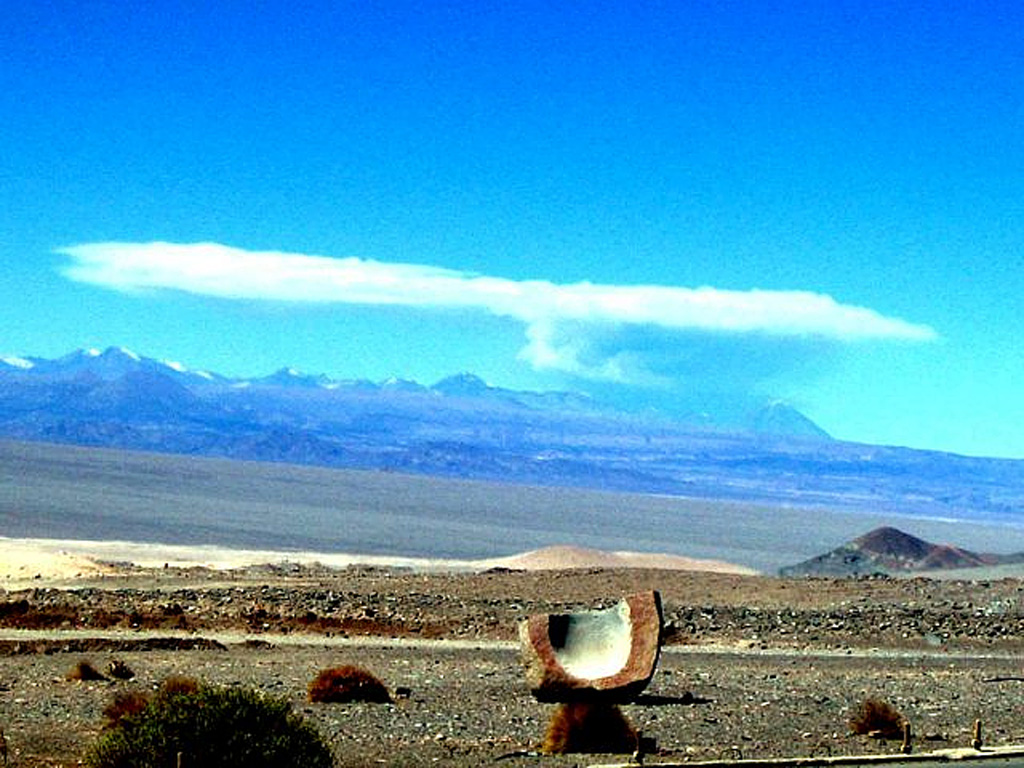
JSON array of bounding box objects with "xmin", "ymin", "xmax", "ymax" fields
[
  {"xmin": 848, "ymin": 697, "xmax": 906, "ymax": 739},
  {"xmin": 308, "ymin": 665, "xmax": 391, "ymax": 704}
]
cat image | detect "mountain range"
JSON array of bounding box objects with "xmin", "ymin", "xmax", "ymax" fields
[
  {"xmin": 2, "ymin": 346, "xmax": 1024, "ymax": 527},
  {"xmin": 0, "ymin": 347, "xmax": 823, "ymax": 431}
]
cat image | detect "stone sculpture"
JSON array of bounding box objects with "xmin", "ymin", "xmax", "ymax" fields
[{"xmin": 519, "ymin": 590, "xmax": 663, "ymax": 703}]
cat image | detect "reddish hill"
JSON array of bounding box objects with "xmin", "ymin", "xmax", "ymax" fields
[
  {"xmin": 780, "ymin": 526, "xmax": 1011, "ymax": 577},
  {"xmin": 917, "ymin": 544, "xmax": 990, "ymax": 570},
  {"xmin": 852, "ymin": 526, "xmax": 934, "ymax": 562}
]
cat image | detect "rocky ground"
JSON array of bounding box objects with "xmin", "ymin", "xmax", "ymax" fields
[{"xmin": 3, "ymin": 565, "xmax": 1024, "ymax": 766}]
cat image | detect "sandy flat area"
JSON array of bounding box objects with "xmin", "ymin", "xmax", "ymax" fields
[{"xmin": 0, "ymin": 536, "xmax": 756, "ymax": 588}]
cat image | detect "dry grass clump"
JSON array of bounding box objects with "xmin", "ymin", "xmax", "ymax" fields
[
  {"xmin": 542, "ymin": 701, "xmax": 638, "ymax": 754},
  {"xmin": 158, "ymin": 675, "xmax": 199, "ymax": 696},
  {"xmin": 66, "ymin": 660, "xmax": 107, "ymax": 682},
  {"xmin": 308, "ymin": 665, "xmax": 391, "ymax": 703},
  {"xmin": 102, "ymin": 691, "xmax": 150, "ymax": 729},
  {"xmin": 849, "ymin": 698, "xmax": 906, "ymax": 739}
]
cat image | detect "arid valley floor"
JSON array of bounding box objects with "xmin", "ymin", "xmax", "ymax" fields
[{"xmin": 3, "ymin": 559, "xmax": 1024, "ymax": 767}]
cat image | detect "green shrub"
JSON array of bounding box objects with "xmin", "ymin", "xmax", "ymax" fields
[{"xmin": 87, "ymin": 681, "xmax": 333, "ymax": 768}]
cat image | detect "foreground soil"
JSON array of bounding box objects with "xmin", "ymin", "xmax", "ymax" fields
[{"xmin": 3, "ymin": 565, "xmax": 1024, "ymax": 766}]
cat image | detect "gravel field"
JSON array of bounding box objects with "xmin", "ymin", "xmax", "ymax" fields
[{"xmin": 3, "ymin": 566, "xmax": 1024, "ymax": 766}]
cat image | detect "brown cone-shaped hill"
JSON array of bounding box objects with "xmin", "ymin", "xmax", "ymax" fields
[
  {"xmin": 779, "ymin": 526, "xmax": 1005, "ymax": 577},
  {"xmin": 854, "ymin": 526, "xmax": 934, "ymax": 562}
]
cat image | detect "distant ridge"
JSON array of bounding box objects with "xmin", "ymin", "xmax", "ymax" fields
[
  {"xmin": 779, "ymin": 526, "xmax": 1024, "ymax": 577},
  {"xmin": 0, "ymin": 345, "xmax": 824, "ymax": 431},
  {"xmin": 5, "ymin": 346, "xmax": 1024, "ymax": 529}
]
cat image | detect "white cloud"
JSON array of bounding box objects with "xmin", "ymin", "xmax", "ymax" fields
[{"xmin": 58, "ymin": 241, "xmax": 937, "ymax": 382}]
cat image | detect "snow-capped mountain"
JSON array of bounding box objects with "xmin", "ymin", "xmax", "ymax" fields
[
  {"xmin": 0, "ymin": 355, "xmax": 36, "ymax": 370},
  {"xmin": 4, "ymin": 347, "xmax": 787, "ymax": 427},
  {"xmin": 6, "ymin": 346, "xmax": 222, "ymax": 386},
  {"xmin": 43, "ymin": 346, "xmax": 141, "ymax": 377},
  {"xmin": 6, "ymin": 346, "xmax": 1022, "ymax": 528},
  {"xmin": 251, "ymin": 367, "xmax": 334, "ymax": 389}
]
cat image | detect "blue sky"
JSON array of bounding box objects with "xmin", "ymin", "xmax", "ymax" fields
[{"xmin": 2, "ymin": 2, "xmax": 1023, "ymax": 458}]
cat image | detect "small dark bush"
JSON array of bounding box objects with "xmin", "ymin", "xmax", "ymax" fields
[
  {"xmin": 308, "ymin": 665, "xmax": 391, "ymax": 703},
  {"xmin": 102, "ymin": 691, "xmax": 150, "ymax": 730},
  {"xmin": 849, "ymin": 698, "xmax": 906, "ymax": 738},
  {"xmin": 67, "ymin": 660, "xmax": 107, "ymax": 681},
  {"xmin": 87, "ymin": 681, "xmax": 333, "ymax": 768},
  {"xmin": 543, "ymin": 701, "xmax": 638, "ymax": 754},
  {"xmin": 107, "ymin": 660, "xmax": 135, "ymax": 680}
]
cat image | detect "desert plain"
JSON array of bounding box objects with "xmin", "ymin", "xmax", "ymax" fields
[{"xmin": 2, "ymin": 539, "xmax": 1024, "ymax": 767}]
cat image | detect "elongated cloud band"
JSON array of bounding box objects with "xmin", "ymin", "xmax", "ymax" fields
[{"xmin": 58, "ymin": 241, "xmax": 936, "ymax": 383}]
